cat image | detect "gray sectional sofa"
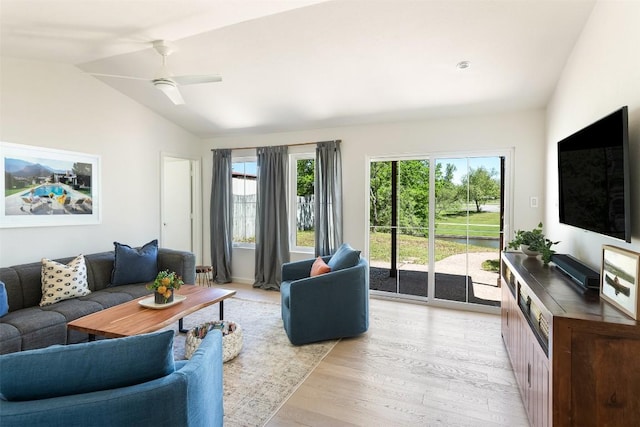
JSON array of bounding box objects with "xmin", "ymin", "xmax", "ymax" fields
[{"xmin": 0, "ymin": 248, "xmax": 195, "ymax": 354}]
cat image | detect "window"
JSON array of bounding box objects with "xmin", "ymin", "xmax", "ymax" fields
[
  {"xmin": 232, "ymin": 158, "xmax": 257, "ymax": 245},
  {"xmin": 290, "ymin": 154, "xmax": 315, "ymax": 250},
  {"xmin": 233, "ymin": 153, "xmax": 316, "ymax": 249}
]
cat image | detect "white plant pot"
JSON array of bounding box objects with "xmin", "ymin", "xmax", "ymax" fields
[{"xmin": 520, "ymin": 244, "xmax": 539, "ymax": 257}]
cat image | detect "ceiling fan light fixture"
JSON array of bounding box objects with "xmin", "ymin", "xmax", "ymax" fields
[
  {"xmin": 86, "ymin": 40, "xmax": 220, "ymax": 107},
  {"xmin": 153, "ymin": 78, "xmax": 185, "ymax": 105},
  {"xmin": 456, "ymin": 60, "xmax": 471, "ymax": 70}
]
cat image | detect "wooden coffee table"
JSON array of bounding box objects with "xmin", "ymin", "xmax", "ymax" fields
[{"xmin": 68, "ymin": 285, "xmax": 236, "ymax": 340}]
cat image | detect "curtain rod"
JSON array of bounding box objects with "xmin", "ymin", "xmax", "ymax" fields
[{"xmin": 210, "ymin": 139, "xmax": 341, "ymax": 152}]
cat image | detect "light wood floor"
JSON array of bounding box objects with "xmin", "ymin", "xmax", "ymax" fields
[{"xmin": 220, "ymin": 283, "xmax": 529, "ymax": 427}]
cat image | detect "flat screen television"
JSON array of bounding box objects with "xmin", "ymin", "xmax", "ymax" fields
[{"xmin": 558, "ymin": 106, "xmax": 631, "ymax": 242}]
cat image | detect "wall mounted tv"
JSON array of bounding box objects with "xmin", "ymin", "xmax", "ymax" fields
[{"xmin": 558, "ymin": 106, "xmax": 630, "ymax": 242}]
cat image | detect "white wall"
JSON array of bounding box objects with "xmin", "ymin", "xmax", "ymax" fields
[
  {"xmin": 0, "ymin": 57, "xmax": 202, "ymax": 266},
  {"xmin": 545, "ymin": 1, "xmax": 640, "ymax": 269},
  {"xmin": 204, "ymin": 109, "xmax": 546, "ymax": 283}
]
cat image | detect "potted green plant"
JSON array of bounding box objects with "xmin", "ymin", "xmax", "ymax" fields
[{"xmin": 506, "ymin": 222, "xmax": 559, "ymax": 265}]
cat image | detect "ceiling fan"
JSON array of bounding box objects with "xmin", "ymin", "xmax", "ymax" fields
[{"xmin": 88, "ymin": 40, "xmax": 222, "ymax": 105}]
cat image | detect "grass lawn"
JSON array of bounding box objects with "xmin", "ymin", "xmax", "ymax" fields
[
  {"xmin": 368, "ymin": 232, "xmax": 496, "ymax": 264},
  {"xmin": 296, "ymin": 209, "xmax": 500, "ymax": 265},
  {"xmin": 5, "ymin": 188, "xmax": 28, "ymax": 197},
  {"xmin": 296, "ymin": 231, "xmax": 315, "ymax": 248},
  {"xmin": 435, "ymin": 211, "xmax": 500, "ymax": 238},
  {"xmin": 297, "ymin": 230, "xmax": 497, "ymax": 264}
]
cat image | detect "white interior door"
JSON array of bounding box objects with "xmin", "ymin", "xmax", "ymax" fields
[{"xmin": 161, "ymin": 156, "xmax": 197, "ymax": 255}]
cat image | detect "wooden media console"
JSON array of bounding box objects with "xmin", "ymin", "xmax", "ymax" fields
[{"xmin": 501, "ymin": 252, "xmax": 640, "ymax": 427}]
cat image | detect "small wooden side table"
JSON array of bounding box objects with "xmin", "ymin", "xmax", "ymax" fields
[{"xmin": 195, "ymin": 265, "xmax": 213, "ymax": 286}]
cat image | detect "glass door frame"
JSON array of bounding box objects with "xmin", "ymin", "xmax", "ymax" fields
[
  {"xmin": 365, "ymin": 148, "xmax": 513, "ymax": 314},
  {"xmin": 367, "ymin": 155, "xmax": 431, "ymax": 302}
]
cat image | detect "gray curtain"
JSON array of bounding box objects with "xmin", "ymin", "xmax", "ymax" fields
[
  {"xmin": 210, "ymin": 149, "xmax": 233, "ymax": 283},
  {"xmin": 315, "ymin": 140, "xmax": 343, "ymax": 256},
  {"xmin": 254, "ymin": 146, "xmax": 290, "ymax": 290}
]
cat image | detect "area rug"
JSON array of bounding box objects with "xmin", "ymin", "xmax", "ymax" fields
[{"xmin": 164, "ymin": 297, "xmax": 338, "ymax": 427}]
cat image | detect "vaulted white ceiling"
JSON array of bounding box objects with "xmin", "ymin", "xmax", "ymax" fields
[{"xmin": 1, "ymin": 0, "xmax": 596, "ymax": 138}]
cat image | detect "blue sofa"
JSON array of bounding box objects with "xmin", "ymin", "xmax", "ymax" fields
[
  {"xmin": 281, "ymin": 251, "xmax": 369, "ymax": 345},
  {"xmin": 0, "ymin": 329, "xmax": 223, "ymax": 427}
]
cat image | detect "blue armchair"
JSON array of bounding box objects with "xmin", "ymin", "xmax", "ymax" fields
[
  {"xmin": 0, "ymin": 330, "xmax": 223, "ymax": 427},
  {"xmin": 280, "ymin": 253, "xmax": 369, "ymax": 345}
]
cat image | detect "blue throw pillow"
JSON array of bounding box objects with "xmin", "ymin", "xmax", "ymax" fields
[
  {"xmin": 0, "ymin": 330, "xmax": 175, "ymax": 401},
  {"xmin": 0, "ymin": 281, "xmax": 8, "ymax": 317},
  {"xmin": 111, "ymin": 239, "xmax": 159, "ymax": 285},
  {"xmin": 327, "ymin": 243, "xmax": 361, "ymax": 272}
]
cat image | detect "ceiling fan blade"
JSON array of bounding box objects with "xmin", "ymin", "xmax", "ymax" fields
[
  {"xmin": 85, "ymin": 72, "xmax": 150, "ymax": 82},
  {"xmin": 172, "ymin": 75, "xmax": 222, "ymax": 86},
  {"xmin": 153, "ymin": 78, "xmax": 185, "ymax": 105}
]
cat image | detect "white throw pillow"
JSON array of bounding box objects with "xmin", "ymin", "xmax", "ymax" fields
[{"xmin": 40, "ymin": 255, "xmax": 91, "ymax": 306}]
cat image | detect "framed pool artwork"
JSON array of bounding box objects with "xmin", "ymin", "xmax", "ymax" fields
[
  {"xmin": 0, "ymin": 142, "xmax": 101, "ymax": 228},
  {"xmin": 600, "ymin": 245, "xmax": 640, "ymax": 320}
]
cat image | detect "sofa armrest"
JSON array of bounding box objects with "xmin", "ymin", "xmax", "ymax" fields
[
  {"xmin": 282, "ymin": 255, "xmax": 332, "ymax": 282},
  {"xmin": 288, "ymin": 259, "xmax": 368, "ymax": 299},
  {"xmin": 287, "ymin": 258, "xmax": 369, "ymax": 318},
  {"xmin": 158, "ymin": 248, "xmax": 196, "ymax": 285},
  {"xmin": 175, "ymin": 330, "xmax": 223, "ymax": 426}
]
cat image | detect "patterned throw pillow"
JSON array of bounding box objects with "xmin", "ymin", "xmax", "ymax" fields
[{"xmin": 40, "ymin": 255, "xmax": 91, "ymax": 306}]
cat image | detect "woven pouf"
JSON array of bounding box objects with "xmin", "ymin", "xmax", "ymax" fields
[{"xmin": 185, "ymin": 320, "xmax": 242, "ymax": 362}]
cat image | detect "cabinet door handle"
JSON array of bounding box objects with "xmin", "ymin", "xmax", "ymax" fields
[{"xmin": 527, "ymin": 362, "xmax": 531, "ymax": 387}]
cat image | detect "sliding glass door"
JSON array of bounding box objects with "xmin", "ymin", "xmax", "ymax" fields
[
  {"xmin": 369, "ymin": 159, "xmax": 429, "ymax": 298},
  {"xmin": 368, "ymin": 154, "xmax": 505, "ymax": 308},
  {"xmin": 432, "ymin": 156, "xmax": 502, "ymax": 307}
]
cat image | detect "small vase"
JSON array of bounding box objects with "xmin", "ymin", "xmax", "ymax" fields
[
  {"xmin": 154, "ymin": 290, "xmax": 174, "ymax": 304},
  {"xmin": 520, "ymin": 245, "xmax": 539, "ymax": 257}
]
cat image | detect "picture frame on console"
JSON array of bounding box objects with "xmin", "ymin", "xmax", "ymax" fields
[
  {"xmin": 600, "ymin": 245, "xmax": 640, "ymax": 320},
  {"xmin": 0, "ymin": 142, "xmax": 101, "ymax": 228}
]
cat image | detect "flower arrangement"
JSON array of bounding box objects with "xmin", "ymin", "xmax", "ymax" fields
[{"xmin": 147, "ymin": 270, "xmax": 184, "ymax": 304}]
